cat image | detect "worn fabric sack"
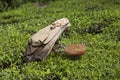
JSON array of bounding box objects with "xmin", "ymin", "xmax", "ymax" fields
[{"xmin": 23, "ymin": 18, "xmax": 71, "ymax": 62}]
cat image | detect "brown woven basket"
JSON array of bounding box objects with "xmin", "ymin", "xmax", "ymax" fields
[{"xmin": 65, "ymin": 44, "xmax": 86, "ymax": 56}]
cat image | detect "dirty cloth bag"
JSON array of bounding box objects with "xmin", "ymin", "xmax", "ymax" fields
[{"xmin": 23, "ymin": 18, "xmax": 71, "ymax": 62}]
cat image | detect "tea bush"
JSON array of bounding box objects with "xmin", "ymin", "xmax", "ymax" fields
[
  {"xmin": 0, "ymin": 0, "xmax": 120, "ymax": 79},
  {"xmin": 0, "ymin": 0, "xmax": 57, "ymax": 12}
]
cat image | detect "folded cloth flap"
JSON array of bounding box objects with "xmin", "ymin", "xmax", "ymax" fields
[
  {"xmin": 43, "ymin": 26, "xmax": 61, "ymax": 44},
  {"xmin": 30, "ymin": 18, "xmax": 70, "ymax": 47},
  {"xmin": 29, "ymin": 25, "xmax": 51, "ymax": 47},
  {"xmin": 43, "ymin": 18, "xmax": 70, "ymax": 44}
]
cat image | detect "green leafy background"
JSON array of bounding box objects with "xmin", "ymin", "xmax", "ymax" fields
[{"xmin": 0, "ymin": 0, "xmax": 120, "ymax": 79}]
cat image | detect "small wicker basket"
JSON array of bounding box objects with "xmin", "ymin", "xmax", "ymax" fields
[{"xmin": 65, "ymin": 44, "xmax": 86, "ymax": 56}]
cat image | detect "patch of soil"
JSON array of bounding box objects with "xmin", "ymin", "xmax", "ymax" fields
[
  {"xmin": 87, "ymin": 23, "xmax": 108, "ymax": 34},
  {"xmin": 78, "ymin": 16, "xmax": 120, "ymax": 35},
  {"xmin": 78, "ymin": 22, "xmax": 108, "ymax": 35},
  {"xmin": 0, "ymin": 62, "xmax": 11, "ymax": 69}
]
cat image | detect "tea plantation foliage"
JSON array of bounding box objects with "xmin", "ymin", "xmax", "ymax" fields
[
  {"xmin": 0, "ymin": 0, "xmax": 55, "ymax": 12},
  {"xmin": 0, "ymin": 0, "xmax": 120, "ymax": 79}
]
